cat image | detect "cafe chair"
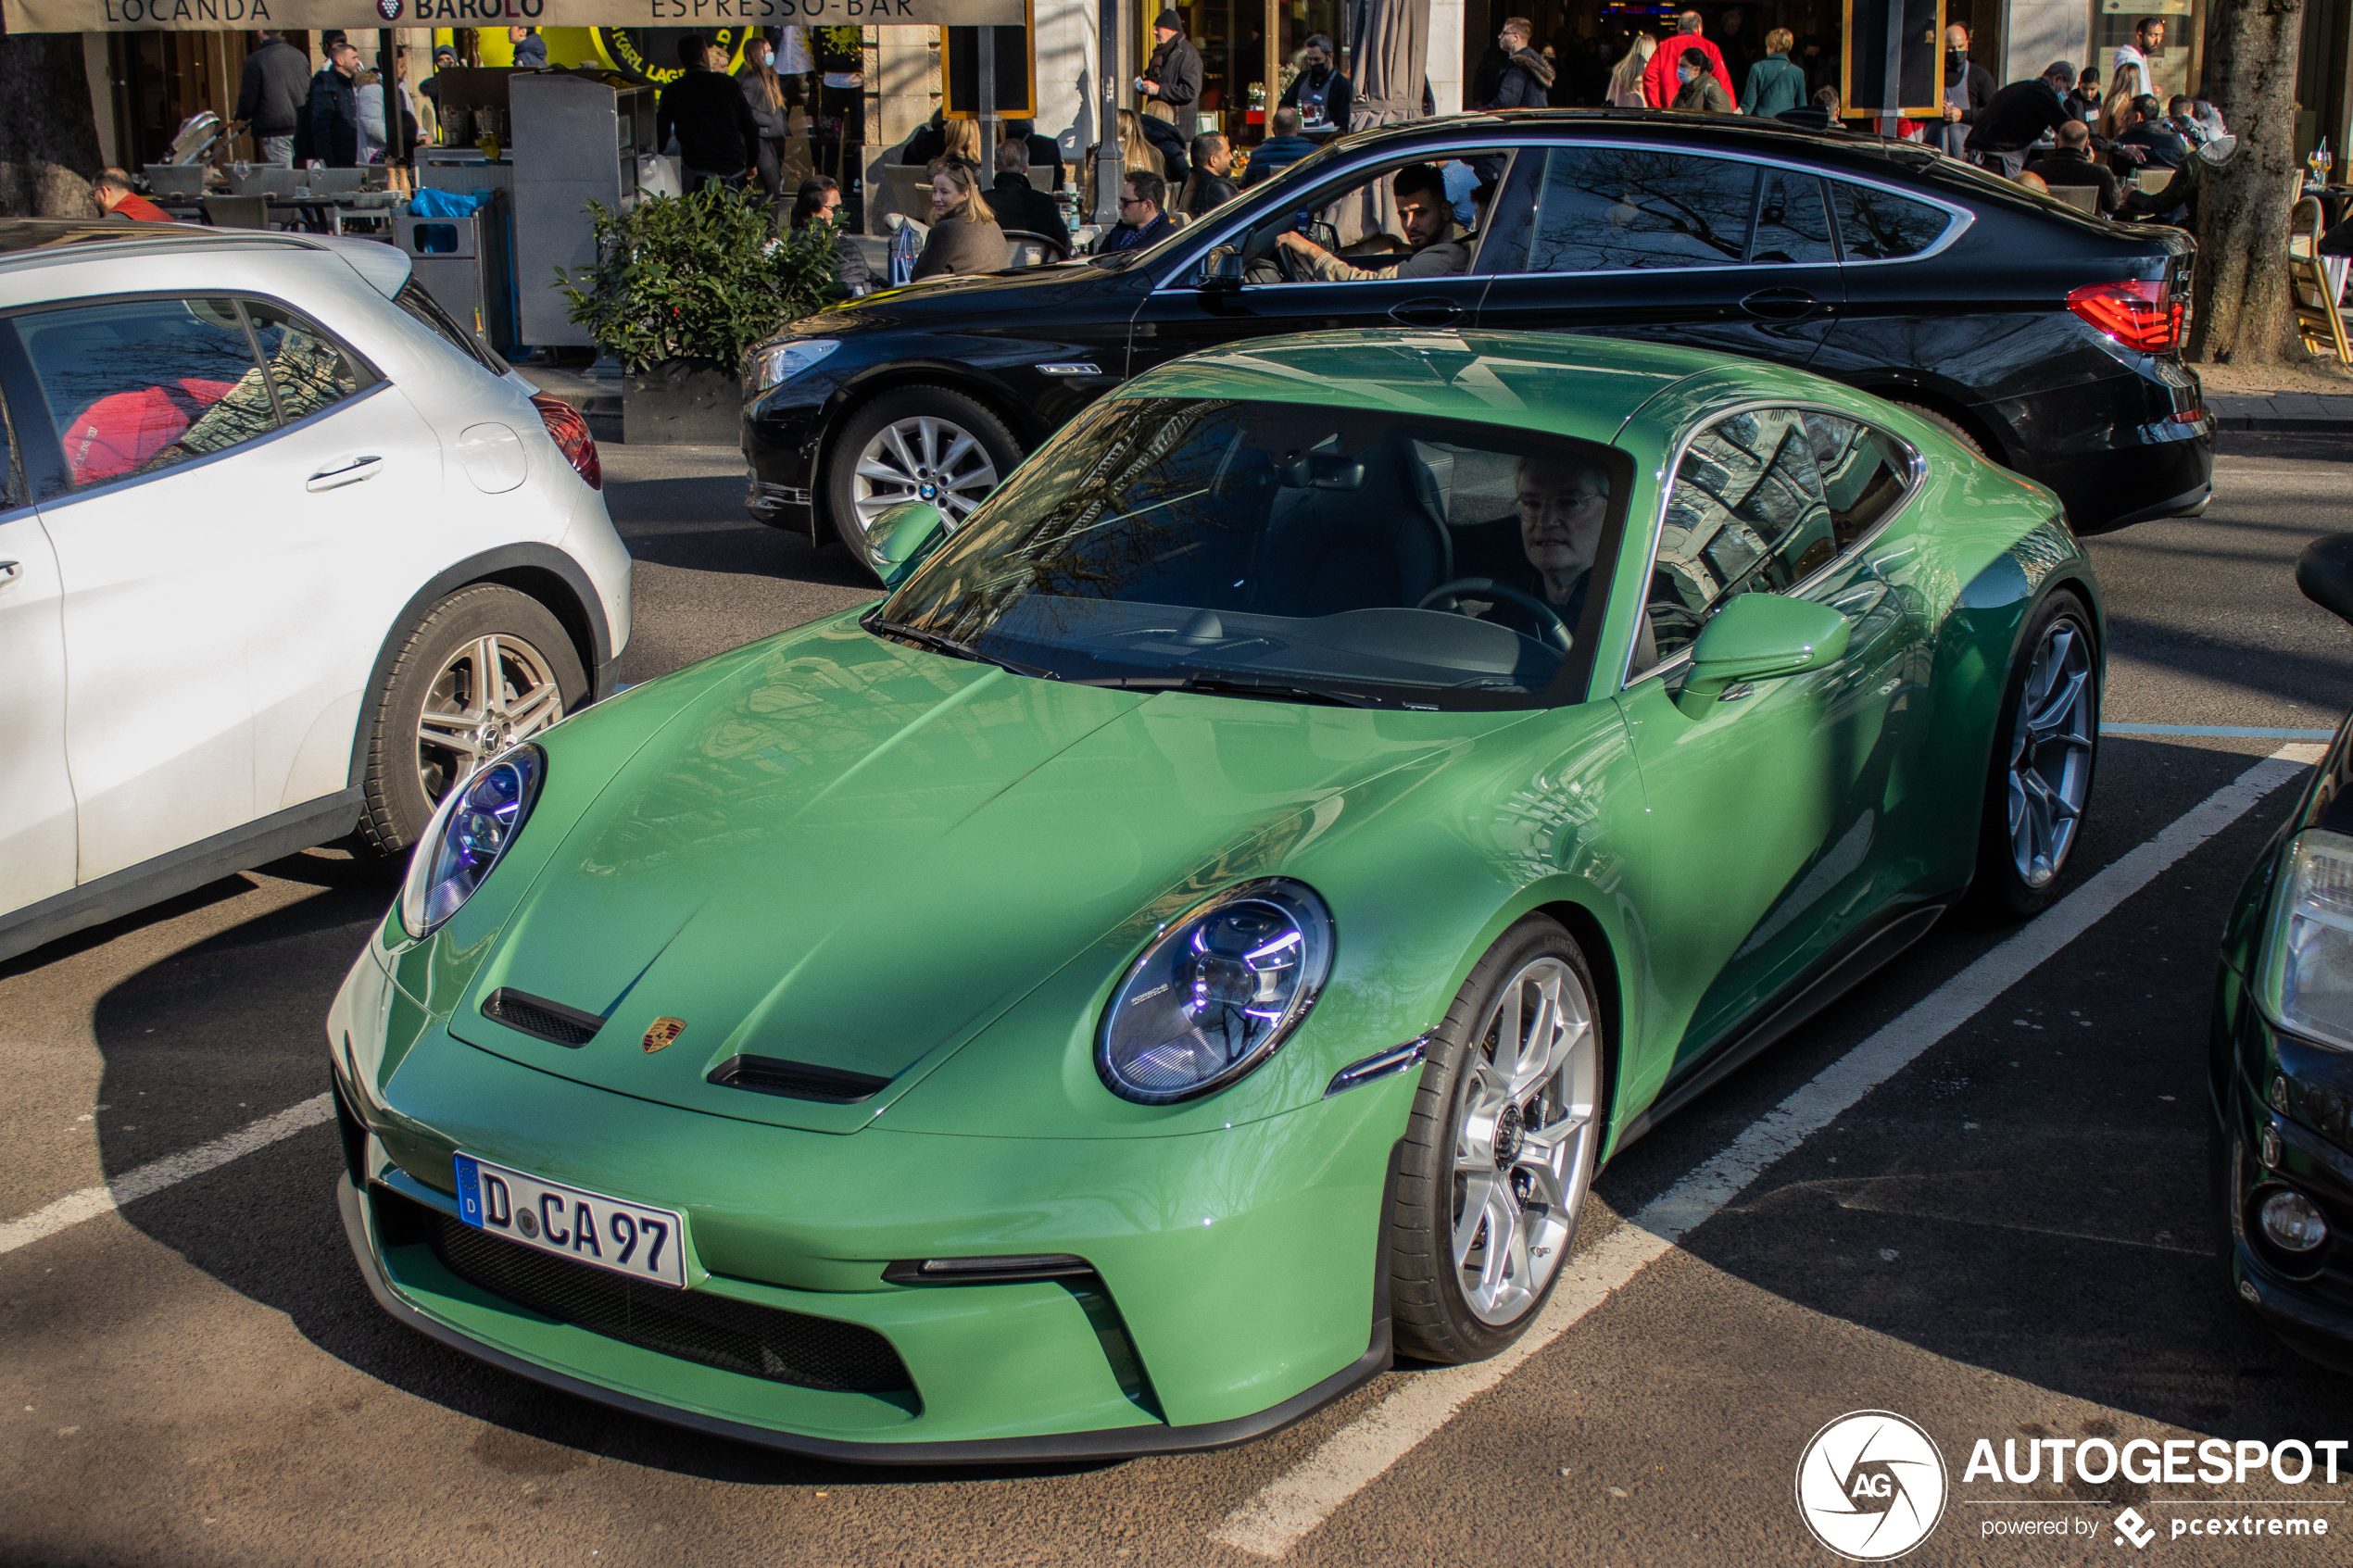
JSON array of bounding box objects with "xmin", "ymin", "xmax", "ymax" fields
[
  {"xmin": 1001, "ymin": 228, "xmax": 1070, "ymax": 267},
  {"xmin": 202, "ymin": 194, "xmax": 272, "ymax": 231},
  {"xmin": 2046, "ymin": 184, "xmax": 2099, "ymax": 214},
  {"xmin": 2288, "ymin": 195, "xmax": 2352, "ymax": 365}
]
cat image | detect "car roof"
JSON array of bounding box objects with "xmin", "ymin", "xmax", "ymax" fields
[
  {"xmin": 1114, "ymin": 329, "xmax": 1800, "ymax": 443},
  {"xmin": 0, "ymin": 219, "xmax": 411, "ymax": 298}
]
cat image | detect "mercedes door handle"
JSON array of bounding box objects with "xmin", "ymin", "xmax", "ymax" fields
[
  {"xmin": 1740, "ymin": 289, "xmax": 1821, "ymax": 321},
  {"xmin": 1388, "ymin": 297, "xmax": 1464, "ymax": 327},
  {"xmin": 306, "ymin": 456, "xmax": 384, "ymax": 492},
  {"xmin": 0, "ymin": 559, "xmax": 19, "ymax": 590}
]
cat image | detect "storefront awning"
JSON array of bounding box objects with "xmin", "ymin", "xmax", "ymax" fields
[{"xmin": 6, "ymin": 0, "xmax": 1022, "ymax": 33}]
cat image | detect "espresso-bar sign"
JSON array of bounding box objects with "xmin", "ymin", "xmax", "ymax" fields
[{"xmin": 10, "ymin": 0, "xmax": 1024, "ymax": 32}]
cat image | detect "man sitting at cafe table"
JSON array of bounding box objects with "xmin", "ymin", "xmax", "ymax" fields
[
  {"xmin": 2023, "ymin": 120, "xmax": 2121, "ymax": 214},
  {"xmin": 1275, "ymin": 163, "xmax": 1472, "ymax": 282}
]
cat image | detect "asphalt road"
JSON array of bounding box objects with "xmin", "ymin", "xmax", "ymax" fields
[{"xmin": 5, "ymin": 433, "xmax": 2351, "ymax": 1568}]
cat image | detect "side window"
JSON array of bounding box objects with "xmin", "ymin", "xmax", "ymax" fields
[
  {"xmin": 1522, "ymin": 147, "xmax": 1758, "ymax": 273},
  {"xmin": 245, "ymin": 302, "xmax": 366, "ymax": 424},
  {"xmin": 1637, "ymin": 408, "xmax": 1833, "ymax": 668},
  {"xmin": 16, "ymin": 298, "xmax": 275, "ymax": 490},
  {"xmin": 1827, "ymin": 180, "xmax": 1954, "ymax": 260},
  {"xmin": 1802, "ymin": 412, "xmax": 1916, "ymax": 548},
  {"xmin": 1751, "ymin": 170, "xmax": 1835, "ymax": 264},
  {"xmin": 394, "ymin": 278, "xmax": 500, "ymax": 374}
]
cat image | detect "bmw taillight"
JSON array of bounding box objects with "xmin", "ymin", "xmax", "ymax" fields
[
  {"xmin": 530, "ymin": 393, "xmax": 602, "ymax": 491},
  {"xmin": 2066, "ymin": 279, "xmax": 2183, "ymax": 354}
]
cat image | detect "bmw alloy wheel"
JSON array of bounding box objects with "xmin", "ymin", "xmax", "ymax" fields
[
  {"xmin": 1451, "ymin": 955, "xmax": 1601, "ymax": 1325},
  {"xmin": 2007, "ymin": 615, "xmax": 2095, "ymax": 888},
  {"xmin": 850, "ymin": 415, "xmax": 1000, "ymax": 547},
  {"xmin": 415, "ymin": 633, "xmax": 566, "ymax": 808}
]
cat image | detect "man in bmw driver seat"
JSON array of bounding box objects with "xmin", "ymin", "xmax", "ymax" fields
[{"xmin": 1276, "ymin": 163, "xmax": 1472, "ymax": 281}]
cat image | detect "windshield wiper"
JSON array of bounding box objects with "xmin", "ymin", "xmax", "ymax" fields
[
  {"xmin": 1076, "ymin": 672, "xmax": 1379, "ymax": 708},
  {"xmin": 865, "ymin": 617, "xmax": 1060, "ymax": 681}
]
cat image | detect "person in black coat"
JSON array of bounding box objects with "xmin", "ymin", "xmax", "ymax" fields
[
  {"xmin": 306, "ymin": 40, "xmax": 364, "ymax": 169},
  {"xmin": 791, "ymin": 177, "xmax": 875, "ymax": 297},
  {"xmin": 2024, "ymin": 122, "xmax": 2122, "ymax": 214},
  {"xmin": 1489, "ymin": 18, "xmax": 1555, "ymax": 110},
  {"xmin": 1964, "ymin": 60, "xmax": 2076, "ymax": 176},
  {"xmin": 657, "ymin": 34, "xmax": 759, "ymax": 189},
  {"xmin": 234, "ymin": 31, "xmax": 310, "ymax": 166},
  {"xmin": 2114, "ymin": 95, "xmax": 2189, "ymax": 169},
  {"xmin": 1135, "ymin": 10, "xmax": 1202, "ymax": 124},
  {"xmin": 1280, "ymin": 34, "xmax": 1353, "ymax": 137},
  {"xmin": 990, "ymin": 140, "xmax": 1070, "ymax": 255},
  {"xmin": 1002, "ymin": 119, "xmax": 1064, "ymax": 191}
]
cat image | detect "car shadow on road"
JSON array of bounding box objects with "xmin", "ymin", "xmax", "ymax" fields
[{"xmin": 85, "ymin": 884, "xmax": 1115, "ymax": 1488}]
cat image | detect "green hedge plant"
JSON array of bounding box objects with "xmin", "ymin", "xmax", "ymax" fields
[{"xmin": 555, "ymin": 182, "xmax": 843, "ymax": 373}]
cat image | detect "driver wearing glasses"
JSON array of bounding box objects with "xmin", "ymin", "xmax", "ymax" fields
[{"xmin": 1276, "ymin": 163, "xmax": 1473, "ymax": 282}]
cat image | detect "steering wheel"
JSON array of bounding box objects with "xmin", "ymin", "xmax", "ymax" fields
[
  {"xmin": 1417, "ymin": 577, "xmax": 1573, "ymax": 652},
  {"xmin": 1271, "ymin": 235, "xmax": 1306, "ymax": 282}
]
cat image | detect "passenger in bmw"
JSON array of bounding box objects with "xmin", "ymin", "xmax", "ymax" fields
[{"xmin": 1275, "ymin": 163, "xmax": 1473, "ymax": 282}]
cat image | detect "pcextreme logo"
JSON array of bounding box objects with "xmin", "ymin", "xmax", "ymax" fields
[{"xmin": 1795, "ymin": 1411, "xmax": 1951, "ymax": 1562}]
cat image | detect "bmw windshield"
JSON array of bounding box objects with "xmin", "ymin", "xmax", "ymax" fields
[{"xmin": 871, "ymin": 398, "xmax": 1630, "ymax": 710}]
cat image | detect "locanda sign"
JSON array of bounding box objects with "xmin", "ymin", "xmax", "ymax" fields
[{"xmin": 8, "ymin": 0, "xmax": 1022, "ymax": 31}]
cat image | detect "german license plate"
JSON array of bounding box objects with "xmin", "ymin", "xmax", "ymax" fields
[{"xmin": 452, "ymin": 1153, "xmax": 686, "ymax": 1289}]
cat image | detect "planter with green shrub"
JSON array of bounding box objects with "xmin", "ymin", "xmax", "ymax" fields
[{"xmin": 555, "ymin": 183, "xmax": 844, "ymax": 444}]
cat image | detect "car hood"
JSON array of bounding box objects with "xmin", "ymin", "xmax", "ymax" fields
[
  {"xmin": 781, "ymin": 257, "xmax": 1140, "ymax": 342},
  {"xmin": 447, "ymin": 616, "xmax": 1493, "ymax": 1134}
]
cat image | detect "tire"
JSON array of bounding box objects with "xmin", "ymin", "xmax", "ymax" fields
[
  {"xmin": 1892, "ymin": 400, "xmax": 1988, "ymax": 460},
  {"xmin": 358, "ymin": 584, "xmax": 587, "ymax": 856},
  {"xmin": 1391, "ymin": 915, "xmax": 1606, "ymax": 1365},
  {"xmin": 1971, "ymin": 590, "xmax": 2099, "ymax": 919},
  {"xmin": 822, "ymin": 384, "xmax": 1021, "ymax": 577}
]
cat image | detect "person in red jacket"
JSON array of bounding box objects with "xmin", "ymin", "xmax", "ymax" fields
[
  {"xmin": 1643, "ymin": 11, "xmax": 1735, "ymax": 109},
  {"xmin": 92, "ymin": 169, "xmax": 172, "ymax": 222}
]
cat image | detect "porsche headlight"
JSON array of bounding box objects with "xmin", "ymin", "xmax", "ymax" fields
[
  {"xmin": 396, "ymin": 747, "xmax": 543, "ymax": 939},
  {"xmin": 1097, "ymin": 879, "xmax": 1333, "ymax": 1104},
  {"xmin": 745, "ymin": 338, "xmax": 840, "ymax": 398},
  {"xmin": 2259, "ymin": 829, "xmax": 2353, "ymax": 1051}
]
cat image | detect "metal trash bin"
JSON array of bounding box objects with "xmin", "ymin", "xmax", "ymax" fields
[{"xmin": 394, "ymin": 190, "xmax": 516, "ymax": 358}]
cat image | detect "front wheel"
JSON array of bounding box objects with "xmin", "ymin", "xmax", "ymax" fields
[
  {"xmin": 823, "ymin": 385, "xmax": 1020, "ymax": 577},
  {"xmin": 1390, "ymin": 916, "xmax": 1605, "ymax": 1364},
  {"xmin": 358, "ymin": 585, "xmax": 586, "ymax": 856},
  {"xmin": 1973, "ymin": 591, "xmax": 2099, "ymax": 918}
]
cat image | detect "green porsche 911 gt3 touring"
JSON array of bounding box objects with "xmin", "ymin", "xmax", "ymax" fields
[{"xmin": 327, "ymin": 330, "xmax": 2101, "ymax": 1461}]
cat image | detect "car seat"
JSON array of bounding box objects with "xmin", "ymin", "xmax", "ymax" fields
[{"xmin": 1249, "ymin": 439, "xmax": 1453, "ymax": 618}]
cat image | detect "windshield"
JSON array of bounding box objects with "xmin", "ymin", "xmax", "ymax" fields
[{"xmin": 873, "ymin": 398, "xmax": 1629, "ymax": 709}]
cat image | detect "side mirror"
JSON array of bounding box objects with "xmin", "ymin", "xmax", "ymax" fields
[
  {"xmin": 1676, "ymin": 593, "xmax": 1849, "ymax": 718},
  {"xmin": 1201, "ymin": 246, "xmax": 1246, "ymax": 290},
  {"xmin": 2297, "ymin": 533, "xmax": 2353, "ymax": 627},
  {"xmin": 870, "ymin": 501, "xmax": 946, "ymax": 589}
]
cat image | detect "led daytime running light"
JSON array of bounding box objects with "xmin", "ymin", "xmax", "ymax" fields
[{"xmin": 396, "ymin": 746, "xmax": 544, "ymax": 939}]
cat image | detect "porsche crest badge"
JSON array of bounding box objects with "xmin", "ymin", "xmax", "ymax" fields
[{"xmin": 641, "ymin": 1017, "xmax": 686, "ymax": 1053}]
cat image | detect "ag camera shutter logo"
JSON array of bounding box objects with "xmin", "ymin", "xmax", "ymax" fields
[{"xmin": 1795, "ymin": 1411, "xmax": 1950, "ymax": 1560}]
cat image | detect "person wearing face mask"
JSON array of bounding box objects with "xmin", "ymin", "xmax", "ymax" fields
[
  {"xmin": 1931, "ymin": 24, "xmax": 1995, "ymax": 157},
  {"xmin": 1279, "ymin": 33, "xmax": 1354, "ymax": 140},
  {"xmin": 737, "ymin": 36, "xmax": 792, "ymax": 198},
  {"xmin": 1670, "ymin": 50, "xmax": 1734, "ymax": 114},
  {"xmin": 1964, "ymin": 59, "xmax": 2077, "ymax": 179},
  {"xmin": 1643, "ymin": 12, "xmax": 1732, "ymax": 110}
]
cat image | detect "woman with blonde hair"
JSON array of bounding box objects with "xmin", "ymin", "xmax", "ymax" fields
[
  {"xmin": 912, "ymin": 158, "xmax": 1005, "ymax": 280},
  {"xmin": 736, "ymin": 33, "xmax": 790, "ymax": 197},
  {"xmin": 1117, "ymin": 107, "xmax": 1165, "ymax": 176},
  {"xmin": 942, "ymin": 116, "xmax": 983, "ymax": 166},
  {"xmin": 1608, "ymin": 34, "xmax": 1655, "ymax": 107},
  {"xmin": 2100, "ymin": 62, "xmax": 2144, "ymax": 142}
]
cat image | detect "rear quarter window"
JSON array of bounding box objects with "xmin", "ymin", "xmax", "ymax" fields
[
  {"xmin": 393, "ymin": 279, "xmax": 503, "ymax": 375},
  {"xmin": 1827, "ymin": 180, "xmax": 1957, "ymax": 260}
]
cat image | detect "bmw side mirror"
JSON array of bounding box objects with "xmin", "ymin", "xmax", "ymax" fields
[
  {"xmin": 1677, "ymin": 593, "xmax": 1850, "ymax": 718},
  {"xmin": 2297, "ymin": 533, "xmax": 2353, "ymax": 627},
  {"xmin": 870, "ymin": 501, "xmax": 946, "ymax": 589},
  {"xmin": 1201, "ymin": 246, "xmax": 1246, "ymax": 290}
]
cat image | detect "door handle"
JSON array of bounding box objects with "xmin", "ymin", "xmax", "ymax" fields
[
  {"xmin": 0, "ymin": 558, "xmax": 19, "ymax": 589},
  {"xmin": 306, "ymin": 456, "xmax": 383, "ymax": 492},
  {"xmin": 1388, "ymin": 297, "xmax": 1464, "ymax": 327},
  {"xmin": 1740, "ymin": 289, "xmax": 1820, "ymax": 321}
]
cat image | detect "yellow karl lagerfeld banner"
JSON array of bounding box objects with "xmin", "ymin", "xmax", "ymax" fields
[{"xmin": 6, "ymin": 0, "xmax": 1022, "ymax": 32}]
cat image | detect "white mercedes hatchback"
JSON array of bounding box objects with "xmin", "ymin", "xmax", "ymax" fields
[{"xmin": 0, "ymin": 220, "xmax": 632, "ymax": 964}]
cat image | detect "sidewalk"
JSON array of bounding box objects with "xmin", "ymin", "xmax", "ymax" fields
[{"xmin": 2208, "ymin": 391, "xmax": 2353, "ymax": 433}]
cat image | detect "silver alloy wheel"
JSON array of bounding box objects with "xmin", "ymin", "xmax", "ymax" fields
[
  {"xmin": 1451, "ymin": 955, "xmax": 1600, "ymax": 1325},
  {"xmin": 849, "ymin": 415, "xmax": 1000, "ymax": 557},
  {"xmin": 415, "ymin": 633, "xmax": 565, "ymax": 807},
  {"xmin": 2006, "ymin": 615, "xmax": 2095, "ymax": 888}
]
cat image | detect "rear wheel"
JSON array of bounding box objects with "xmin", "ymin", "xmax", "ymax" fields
[
  {"xmin": 1892, "ymin": 400, "xmax": 1988, "ymax": 459},
  {"xmin": 359, "ymin": 585, "xmax": 586, "ymax": 856},
  {"xmin": 1391, "ymin": 916, "xmax": 1605, "ymax": 1364},
  {"xmin": 823, "ymin": 385, "xmax": 1020, "ymax": 576},
  {"xmin": 1972, "ymin": 591, "xmax": 2098, "ymax": 918}
]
